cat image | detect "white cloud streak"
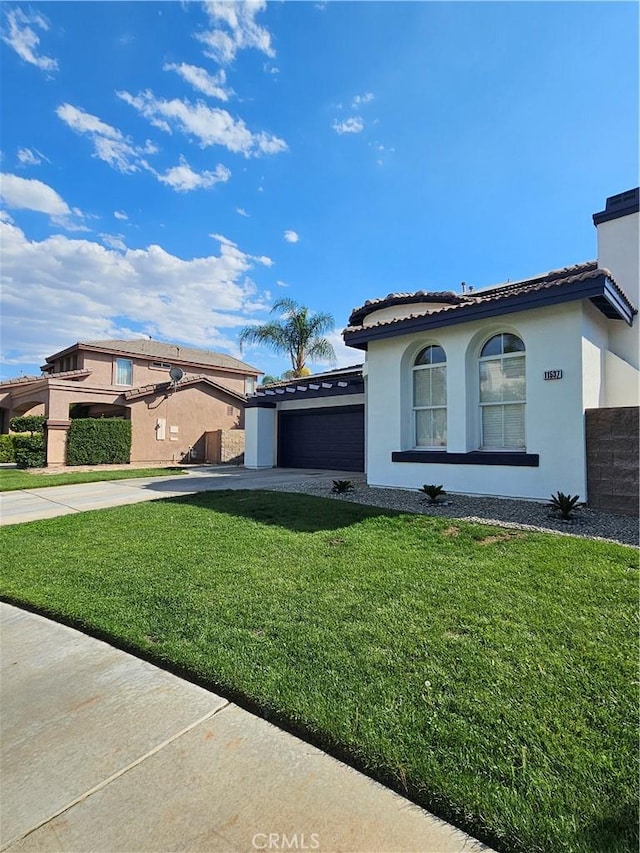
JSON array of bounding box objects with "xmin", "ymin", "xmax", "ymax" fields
[
  {"xmin": 16, "ymin": 148, "xmax": 46, "ymax": 167},
  {"xmin": 157, "ymin": 156, "xmax": 231, "ymax": 192},
  {"xmin": 164, "ymin": 62, "xmax": 233, "ymax": 101},
  {"xmin": 1, "ymin": 7, "xmax": 58, "ymax": 72},
  {"xmin": 56, "ymin": 103, "xmax": 153, "ymax": 174},
  {"xmin": 0, "ymin": 173, "xmax": 85, "ymax": 230},
  {"xmin": 57, "ymin": 103, "xmax": 229, "ymax": 193},
  {"xmin": 114, "ymin": 210, "xmax": 128, "ymax": 220},
  {"xmin": 117, "ymin": 89, "xmax": 287, "ymax": 157},
  {"xmin": 197, "ymin": 1, "xmax": 275, "ymax": 65},
  {"xmin": 352, "ymin": 92, "xmax": 374, "ymax": 108},
  {"xmin": 332, "ymin": 117, "xmax": 364, "ymax": 135},
  {"xmin": 283, "ymin": 230, "xmax": 299, "ymax": 243}
]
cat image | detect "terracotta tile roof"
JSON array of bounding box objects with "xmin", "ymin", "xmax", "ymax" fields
[
  {"xmin": 122, "ymin": 373, "xmax": 246, "ymax": 404},
  {"xmin": 45, "ymin": 339, "xmax": 260, "ymax": 375},
  {"xmin": 345, "ymin": 261, "xmax": 635, "ymax": 333},
  {"xmin": 0, "ymin": 369, "xmax": 92, "ymax": 388},
  {"xmin": 0, "ymin": 374, "xmax": 41, "ymax": 387}
]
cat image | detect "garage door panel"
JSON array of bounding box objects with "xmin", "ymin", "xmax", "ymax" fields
[{"xmin": 278, "ymin": 405, "xmax": 364, "ymax": 472}]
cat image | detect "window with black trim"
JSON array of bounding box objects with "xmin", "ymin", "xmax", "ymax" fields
[
  {"xmin": 412, "ymin": 345, "xmax": 447, "ymax": 448},
  {"xmin": 479, "ymin": 333, "xmax": 525, "ymax": 449}
]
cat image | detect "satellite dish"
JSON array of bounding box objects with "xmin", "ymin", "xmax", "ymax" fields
[{"xmin": 169, "ymin": 367, "xmax": 184, "ymax": 383}]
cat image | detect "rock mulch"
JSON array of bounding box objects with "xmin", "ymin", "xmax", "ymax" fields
[{"xmin": 267, "ymin": 475, "xmax": 639, "ymax": 548}]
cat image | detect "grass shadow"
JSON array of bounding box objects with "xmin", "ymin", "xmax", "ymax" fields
[{"xmin": 159, "ymin": 488, "xmax": 401, "ymax": 533}]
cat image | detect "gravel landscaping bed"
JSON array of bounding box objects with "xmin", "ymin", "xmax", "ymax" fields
[{"xmin": 267, "ymin": 475, "xmax": 639, "ymax": 548}]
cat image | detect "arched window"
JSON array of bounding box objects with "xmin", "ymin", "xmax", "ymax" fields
[
  {"xmin": 479, "ymin": 333, "xmax": 526, "ymax": 449},
  {"xmin": 413, "ymin": 345, "xmax": 446, "ymax": 448}
]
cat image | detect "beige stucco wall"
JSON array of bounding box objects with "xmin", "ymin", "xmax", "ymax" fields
[
  {"xmin": 128, "ymin": 384, "xmax": 244, "ymax": 463},
  {"xmin": 78, "ymin": 351, "xmax": 251, "ymax": 394}
]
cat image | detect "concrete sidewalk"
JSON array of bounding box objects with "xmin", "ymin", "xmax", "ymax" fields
[
  {"xmin": 0, "ymin": 604, "xmax": 491, "ymax": 853},
  {"xmin": 0, "ymin": 468, "xmax": 359, "ymax": 526}
]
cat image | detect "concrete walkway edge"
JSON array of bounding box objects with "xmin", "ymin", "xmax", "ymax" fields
[{"xmin": 1, "ymin": 603, "xmax": 493, "ymax": 853}]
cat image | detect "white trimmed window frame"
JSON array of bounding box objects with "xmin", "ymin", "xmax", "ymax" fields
[
  {"xmin": 478, "ymin": 333, "xmax": 526, "ymax": 450},
  {"xmin": 412, "ymin": 345, "xmax": 447, "ymax": 449},
  {"xmin": 114, "ymin": 357, "xmax": 133, "ymax": 387}
]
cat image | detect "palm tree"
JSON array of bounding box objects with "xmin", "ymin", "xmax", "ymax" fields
[{"xmin": 239, "ymin": 298, "xmax": 336, "ymax": 377}]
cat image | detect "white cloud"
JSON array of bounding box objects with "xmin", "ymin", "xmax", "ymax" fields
[
  {"xmin": 117, "ymin": 89, "xmax": 287, "ymax": 158},
  {"xmin": 197, "ymin": 1, "xmax": 275, "ymax": 65},
  {"xmin": 56, "ymin": 103, "xmax": 153, "ymax": 174},
  {"xmin": 0, "ymin": 173, "xmax": 85, "ymax": 230},
  {"xmin": 99, "ymin": 233, "xmax": 127, "ymax": 252},
  {"xmin": 164, "ymin": 62, "xmax": 233, "ymax": 101},
  {"xmin": 332, "ymin": 117, "xmax": 364, "ymax": 135},
  {"xmin": 0, "ymin": 219, "xmax": 273, "ymax": 367},
  {"xmin": 16, "ymin": 147, "xmax": 45, "ymax": 167},
  {"xmin": 210, "ymin": 233, "xmax": 272, "ymax": 268},
  {"xmin": 1, "ymin": 8, "xmax": 58, "ymax": 72},
  {"xmin": 276, "ymin": 279, "xmax": 288, "ymax": 287},
  {"xmin": 352, "ymin": 92, "xmax": 374, "ymax": 108},
  {"xmin": 114, "ymin": 210, "xmax": 128, "ymax": 221},
  {"xmin": 283, "ymin": 230, "xmax": 299, "ymax": 243},
  {"xmin": 236, "ymin": 207, "xmax": 249, "ymax": 217},
  {"xmin": 157, "ymin": 156, "xmax": 231, "ymax": 192}
]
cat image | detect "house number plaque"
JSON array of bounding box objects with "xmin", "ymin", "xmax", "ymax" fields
[{"xmin": 544, "ymin": 369, "xmax": 563, "ymax": 380}]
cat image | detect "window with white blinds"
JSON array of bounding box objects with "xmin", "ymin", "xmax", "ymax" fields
[
  {"xmin": 413, "ymin": 345, "xmax": 446, "ymax": 448},
  {"xmin": 115, "ymin": 358, "xmax": 133, "ymax": 386},
  {"xmin": 479, "ymin": 334, "xmax": 525, "ymax": 449}
]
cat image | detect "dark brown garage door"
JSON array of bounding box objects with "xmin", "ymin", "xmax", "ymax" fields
[{"xmin": 278, "ymin": 405, "xmax": 364, "ymax": 472}]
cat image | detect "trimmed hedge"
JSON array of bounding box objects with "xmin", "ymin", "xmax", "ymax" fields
[
  {"xmin": 0, "ymin": 434, "xmax": 17, "ymax": 463},
  {"xmin": 9, "ymin": 415, "xmax": 46, "ymax": 434},
  {"xmin": 14, "ymin": 434, "xmax": 46, "ymax": 468},
  {"xmin": 66, "ymin": 418, "xmax": 131, "ymax": 466}
]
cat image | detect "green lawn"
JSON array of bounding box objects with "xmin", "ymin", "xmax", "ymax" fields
[
  {"xmin": 0, "ymin": 466, "xmax": 185, "ymax": 491},
  {"xmin": 1, "ymin": 490, "xmax": 636, "ymax": 853}
]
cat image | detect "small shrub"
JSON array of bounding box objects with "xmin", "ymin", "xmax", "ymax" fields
[
  {"xmin": 66, "ymin": 418, "xmax": 131, "ymax": 465},
  {"xmin": 13, "ymin": 434, "xmax": 46, "ymax": 468},
  {"xmin": 419, "ymin": 484, "xmax": 446, "ymax": 504},
  {"xmin": 9, "ymin": 414, "xmax": 46, "ymax": 434},
  {"xmin": 549, "ymin": 491, "xmax": 582, "ymax": 520},
  {"xmin": 332, "ymin": 479, "xmax": 354, "ymax": 495},
  {"xmin": 0, "ymin": 434, "xmax": 17, "ymax": 463}
]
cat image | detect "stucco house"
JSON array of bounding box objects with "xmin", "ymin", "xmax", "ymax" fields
[
  {"xmin": 0, "ymin": 339, "xmax": 261, "ymax": 466},
  {"xmin": 246, "ymin": 188, "xmax": 639, "ymax": 509}
]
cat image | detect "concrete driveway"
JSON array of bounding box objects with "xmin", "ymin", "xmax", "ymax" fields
[{"xmin": 0, "ymin": 467, "xmax": 358, "ymax": 526}]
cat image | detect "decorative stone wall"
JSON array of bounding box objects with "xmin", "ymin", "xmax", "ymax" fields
[
  {"xmin": 585, "ymin": 407, "xmax": 639, "ymax": 517},
  {"xmin": 205, "ymin": 429, "xmax": 245, "ymax": 465}
]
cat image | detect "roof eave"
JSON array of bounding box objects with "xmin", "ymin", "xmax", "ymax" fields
[
  {"xmin": 124, "ymin": 377, "xmax": 246, "ymax": 404},
  {"xmin": 343, "ymin": 275, "xmax": 634, "ymax": 348}
]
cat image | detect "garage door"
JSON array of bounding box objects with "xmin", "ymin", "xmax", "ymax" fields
[{"xmin": 278, "ymin": 405, "xmax": 364, "ymax": 472}]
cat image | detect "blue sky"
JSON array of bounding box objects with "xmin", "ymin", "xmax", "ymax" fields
[{"xmin": 1, "ymin": 1, "xmax": 638, "ymax": 380}]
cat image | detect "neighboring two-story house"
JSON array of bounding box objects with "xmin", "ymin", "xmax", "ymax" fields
[{"xmin": 0, "ymin": 339, "xmax": 261, "ymax": 466}]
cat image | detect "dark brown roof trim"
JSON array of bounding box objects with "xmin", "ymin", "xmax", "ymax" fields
[
  {"xmin": 247, "ymin": 375, "xmax": 364, "ymax": 407},
  {"xmin": 348, "ymin": 261, "xmax": 600, "ymax": 326},
  {"xmin": 593, "ymin": 187, "xmax": 639, "ymax": 226},
  {"xmin": 344, "ymin": 271, "xmax": 635, "ymax": 350}
]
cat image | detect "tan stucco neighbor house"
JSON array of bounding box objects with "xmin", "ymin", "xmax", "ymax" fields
[{"xmin": 0, "ymin": 339, "xmax": 261, "ymax": 466}]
